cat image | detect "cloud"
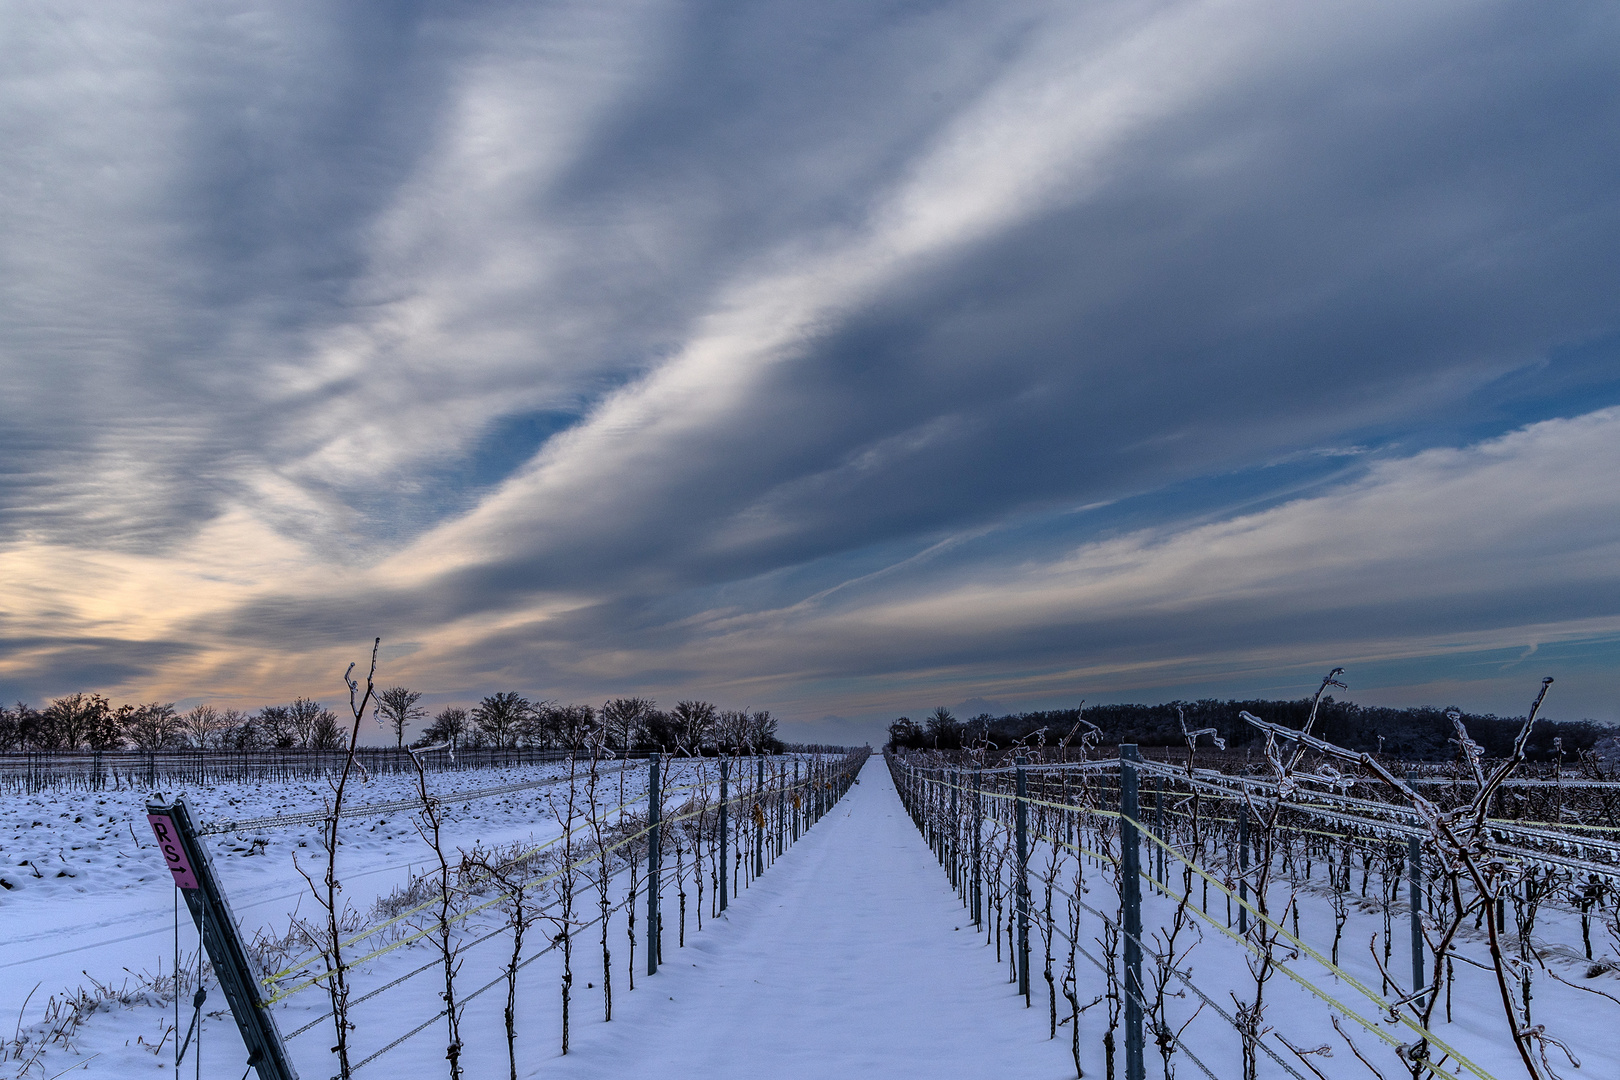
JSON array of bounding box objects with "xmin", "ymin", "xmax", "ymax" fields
[
  {"xmin": 2, "ymin": 1, "xmax": 1619, "ymax": 726},
  {"xmin": 485, "ymin": 408, "xmax": 1620, "ymax": 718}
]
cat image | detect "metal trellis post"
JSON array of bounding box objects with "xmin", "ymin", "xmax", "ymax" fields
[
  {"xmin": 1015, "ymin": 756, "xmax": 1031, "ymax": 1004},
  {"xmin": 1409, "ymin": 833, "xmax": 1424, "ymax": 1007},
  {"xmin": 973, "ymin": 768, "xmax": 983, "ymax": 929},
  {"xmin": 648, "ymin": 753, "xmax": 660, "ymax": 976},
  {"xmin": 146, "ymin": 798, "xmax": 299, "ymax": 1080},
  {"xmin": 1120, "ymin": 744, "xmax": 1146, "ymax": 1080},
  {"xmin": 1153, "ymin": 776, "xmax": 1165, "ymax": 895},
  {"xmin": 1238, "ymin": 801, "xmax": 1250, "ymax": 936},
  {"xmin": 719, "ymin": 756, "xmax": 729, "ymax": 913},
  {"xmin": 756, "ymin": 755, "xmax": 766, "ymax": 879}
]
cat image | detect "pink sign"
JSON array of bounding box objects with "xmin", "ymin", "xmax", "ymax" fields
[{"xmin": 147, "ymin": 814, "xmax": 200, "ymax": 890}]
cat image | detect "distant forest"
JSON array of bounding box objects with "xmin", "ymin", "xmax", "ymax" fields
[
  {"xmin": 0, "ymin": 692, "xmax": 783, "ymax": 756},
  {"xmin": 886, "ymin": 697, "xmax": 1619, "ymax": 761}
]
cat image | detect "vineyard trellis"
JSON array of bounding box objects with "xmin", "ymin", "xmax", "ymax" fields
[
  {"xmin": 0, "ymin": 743, "xmax": 857, "ymax": 795},
  {"xmin": 146, "ymin": 746, "xmax": 868, "ymax": 1080},
  {"xmin": 888, "ymin": 682, "xmax": 1620, "ymax": 1080},
  {"xmin": 0, "ymin": 747, "xmax": 582, "ymax": 795}
]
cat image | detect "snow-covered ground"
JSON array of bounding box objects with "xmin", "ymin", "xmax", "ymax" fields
[
  {"xmin": 0, "ymin": 757, "xmax": 655, "ymax": 1076},
  {"xmin": 542, "ymin": 756, "xmax": 1073, "ymax": 1080},
  {"xmin": 8, "ymin": 755, "xmax": 1618, "ymax": 1079},
  {"xmin": 2, "ymin": 756, "xmax": 1070, "ymax": 1079}
]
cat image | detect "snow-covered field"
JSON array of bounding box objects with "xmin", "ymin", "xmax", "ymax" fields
[
  {"xmin": 1, "ymin": 755, "xmax": 1066, "ymax": 1080},
  {"xmin": 8, "ymin": 755, "xmax": 1617, "ymax": 1079},
  {"xmin": 0, "ymin": 758, "xmax": 657, "ymax": 1077},
  {"xmin": 894, "ymin": 757, "xmax": 1620, "ymax": 1080}
]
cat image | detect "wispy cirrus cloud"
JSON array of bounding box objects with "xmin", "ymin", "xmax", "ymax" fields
[{"xmin": 2, "ymin": 0, "xmax": 1619, "ymax": 736}]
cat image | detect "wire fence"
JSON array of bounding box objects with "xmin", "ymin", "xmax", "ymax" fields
[
  {"xmin": 888, "ymin": 747, "xmax": 1618, "ymax": 1080},
  {"xmin": 0, "ymin": 747, "xmax": 594, "ymax": 794},
  {"xmin": 198, "ymin": 747, "xmax": 871, "ymax": 1079}
]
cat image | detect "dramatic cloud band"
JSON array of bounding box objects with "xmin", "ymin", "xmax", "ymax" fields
[{"xmin": 3, "ymin": 1, "xmax": 1618, "ymax": 739}]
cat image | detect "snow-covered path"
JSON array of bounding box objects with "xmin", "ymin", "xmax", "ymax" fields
[{"xmin": 542, "ymin": 757, "xmax": 1073, "ymax": 1080}]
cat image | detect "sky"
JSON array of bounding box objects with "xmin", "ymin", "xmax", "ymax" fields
[{"xmin": 3, "ymin": 0, "xmax": 1619, "ymax": 746}]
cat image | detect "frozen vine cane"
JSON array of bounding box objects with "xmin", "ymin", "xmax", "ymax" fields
[
  {"xmin": 1242, "ymin": 674, "xmax": 1566, "ymax": 1080},
  {"xmin": 408, "ymin": 738, "xmax": 464, "ymax": 1078},
  {"xmin": 458, "ymin": 842, "xmax": 537, "ymax": 1080},
  {"xmin": 290, "ymin": 636, "xmax": 379, "ymax": 1080},
  {"xmin": 585, "ymin": 732, "xmax": 615, "ymax": 1023}
]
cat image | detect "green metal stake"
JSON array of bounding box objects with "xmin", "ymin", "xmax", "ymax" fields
[
  {"xmin": 1154, "ymin": 777, "xmax": 1165, "ymax": 895},
  {"xmin": 1409, "ymin": 833, "xmax": 1424, "ymax": 1007},
  {"xmin": 719, "ymin": 757, "xmax": 729, "ymax": 913},
  {"xmin": 1015, "ymin": 756, "xmax": 1031, "ymax": 1004},
  {"xmin": 973, "ymin": 769, "xmax": 983, "ymax": 929},
  {"xmin": 756, "ymin": 756, "xmax": 766, "ymax": 878},
  {"xmin": 648, "ymin": 753, "xmax": 660, "ymax": 976},
  {"xmin": 1238, "ymin": 801, "xmax": 1250, "ymax": 936},
  {"xmin": 1120, "ymin": 745, "xmax": 1146, "ymax": 1080},
  {"xmin": 949, "ymin": 769, "xmax": 959, "ymax": 892}
]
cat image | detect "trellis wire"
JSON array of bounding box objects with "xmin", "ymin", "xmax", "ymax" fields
[
  {"xmin": 889, "ymin": 751, "xmax": 1516, "ymax": 1080},
  {"xmin": 268, "ymin": 748, "xmax": 869, "ymax": 1078}
]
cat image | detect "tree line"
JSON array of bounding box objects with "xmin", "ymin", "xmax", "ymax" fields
[
  {"xmin": 0, "ymin": 689, "xmax": 782, "ymax": 755},
  {"xmin": 887, "ymin": 696, "xmax": 1617, "ymax": 761},
  {"xmin": 412, "ymin": 695, "xmax": 782, "ymax": 755}
]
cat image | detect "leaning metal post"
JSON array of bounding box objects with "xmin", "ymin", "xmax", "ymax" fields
[
  {"xmin": 1120, "ymin": 744, "xmax": 1146, "ymax": 1080},
  {"xmin": 146, "ymin": 798, "xmax": 299, "ymax": 1080}
]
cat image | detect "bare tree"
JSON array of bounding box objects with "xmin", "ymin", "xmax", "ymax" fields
[
  {"xmin": 715, "ymin": 710, "xmax": 751, "ymax": 754},
  {"xmin": 286, "ymin": 697, "xmax": 330, "ymax": 749},
  {"xmin": 0, "ymin": 704, "xmax": 25, "ymax": 751},
  {"xmin": 548, "ymin": 703, "xmax": 596, "ymax": 752},
  {"xmin": 122, "ymin": 702, "xmax": 181, "ymax": 751},
  {"xmin": 376, "ymin": 686, "xmax": 426, "ymax": 750},
  {"xmin": 41, "ymin": 693, "xmax": 114, "ymax": 749},
  {"xmin": 309, "ymin": 706, "xmax": 344, "ymax": 750},
  {"xmin": 175, "ymin": 704, "xmax": 226, "ymax": 749},
  {"xmin": 602, "ymin": 697, "xmax": 654, "ymax": 752},
  {"xmin": 745, "ymin": 710, "xmax": 779, "ymax": 752},
  {"xmin": 416, "ymin": 706, "xmax": 468, "ymax": 749},
  {"xmin": 669, "ymin": 700, "xmax": 717, "ymax": 754},
  {"xmin": 212, "ymin": 708, "xmax": 247, "ymax": 749},
  {"xmin": 473, "ymin": 692, "xmax": 531, "ymax": 750},
  {"xmin": 255, "ymin": 704, "xmax": 296, "ymax": 748},
  {"xmin": 218, "ymin": 709, "xmax": 260, "ymax": 751}
]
